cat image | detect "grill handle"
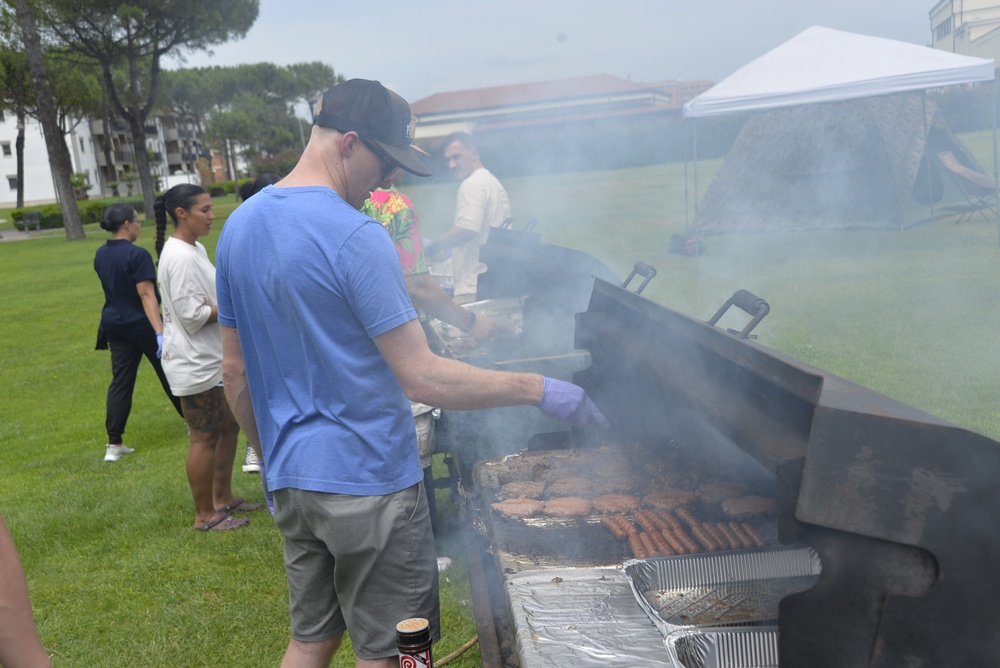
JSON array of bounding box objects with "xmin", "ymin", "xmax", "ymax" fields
[
  {"xmin": 707, "ymin": 289, "xmax": 770, "ymax": 339},
  {"xmin": 622, "ymin": 261, "xmax": 657, "ymax": 294}
]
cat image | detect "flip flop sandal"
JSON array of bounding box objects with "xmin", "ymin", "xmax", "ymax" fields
[
  {"xmin": 216, "ymin": 497, "xmax": 264, "ymax": 514},
  {"xmin": 194, "ymin": 512, "xmax": 249, "ymax": 532}
]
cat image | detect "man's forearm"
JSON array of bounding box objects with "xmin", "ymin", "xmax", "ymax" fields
[
  {"xmin": 221, "ymin": 326, "xmax": 262, "ymax": 459},
  {"xmin": 0, "ymin": 514, "xmax": 50, "ymax": 668},
  {"xmin": 427, "ymin": 226, "xmax": 476, "ymax": 256},
  {"xmin": 404, "ymin": 274, "xmax": 470, "ymax": 327},
  {"xmin": 411, "ymin": 356, "xmax": 544, "ymax": 410},
  {"xmin": 376, "ymin": 321, "xmax": 543, "ymax": 409}
]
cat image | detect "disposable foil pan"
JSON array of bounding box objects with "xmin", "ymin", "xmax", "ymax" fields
[
  {"xmin": 505, "ymin": 567, "xmax": 671, "ymax": 667},
  {"xmin": 665, "ymin": 626, "xmax": 778, "ymax": 668},
  {"xmin": 623, "ymin": 545, "xmax": 821, "ymax": 635}
]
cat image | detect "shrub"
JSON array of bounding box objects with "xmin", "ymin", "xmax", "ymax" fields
[{"xmin": 12, "ymin": 196, "xmax": 145, "ymax": 231}]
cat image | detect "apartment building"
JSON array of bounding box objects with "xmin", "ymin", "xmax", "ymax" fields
[
  {"xmin": 0, "ymin": 111, "xmax": 101, "ymax": 207},
  {"xmin": 931, "ymin": 0, "xmax": 1000, "ymax": 64},
  {"xmin": 0, "ymin": 109, "xmax": 211, "ymax": 209}
]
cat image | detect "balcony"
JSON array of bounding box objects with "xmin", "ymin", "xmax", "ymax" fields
[{"xmin": 96, "ymin": 149, "xmax": 136, "ymax": 167}]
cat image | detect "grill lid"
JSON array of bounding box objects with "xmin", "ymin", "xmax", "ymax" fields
[{"xmin": 573, "ymin": 277, "xmax": 1000, "ymax": 666}]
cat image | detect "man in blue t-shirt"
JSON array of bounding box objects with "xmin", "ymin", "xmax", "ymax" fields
[{"xmin": 216, "ymin": 78, "xmax": 608, "ymax": 668}]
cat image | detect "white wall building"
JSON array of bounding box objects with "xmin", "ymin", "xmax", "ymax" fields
[
  {"xmin": 931, "ymin": 0, "xmax": 1000, "ymax": 64},
  {"xmin": 0, "ymin": 109, "xmax": 212, "ymax": 209},
  {"xmin": 0, "ymin": 111, "xmax": 102, "ymax": 208}
]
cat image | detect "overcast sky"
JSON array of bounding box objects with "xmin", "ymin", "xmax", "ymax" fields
[{"xmin": 176, "ymin": 0, "xmax": 933, "ymax": 106}]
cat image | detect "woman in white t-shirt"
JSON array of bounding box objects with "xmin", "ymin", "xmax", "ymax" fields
[{"xmin": 155, "ymin": 184, "xmax": 261, "ymax": 532}]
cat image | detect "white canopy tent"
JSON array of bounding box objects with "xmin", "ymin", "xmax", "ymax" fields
[{"xmin": 682, "ymin": 26, "xmax": 998, "ymax": 239}]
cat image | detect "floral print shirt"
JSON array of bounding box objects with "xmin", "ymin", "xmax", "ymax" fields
[{"xmin": 361, "ymin": 187, "xmax": 430, "ymax": 276}]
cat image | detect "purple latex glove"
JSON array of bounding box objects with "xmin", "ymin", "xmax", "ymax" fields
[
  {"xmin": 536, "ymin": 377, "xmax": 610, "ymax": 429},
  {"xmin": 155, "ymin": 332, "xmax": 163, "ymax": 359}
]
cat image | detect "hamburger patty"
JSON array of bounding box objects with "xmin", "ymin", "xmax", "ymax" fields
[
  {"xmin": 643, "ymin": 489, "xmax": 697, "ymax": 510},
  {"xmin": 542, "ymin": 497, "xmax": 593, "ymax": 517},
  {"xmin": 492, "ymin": 498, "xmax": 544, "ymax": 519},
  {"xmin": 592, "ymin": 494, "xmax": 641, "ymax": 513},
  {"xmin": 500, "ymin": 481, "xmax": 547, "ymax": 499}
]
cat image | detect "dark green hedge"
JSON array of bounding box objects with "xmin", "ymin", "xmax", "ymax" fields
[{"xmin": 12, "ymin": 197, "xmax": 146, "ymax": 231}]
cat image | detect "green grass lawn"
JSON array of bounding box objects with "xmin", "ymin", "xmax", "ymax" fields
[{"xmin": 4, "ymin": 144, "xmax": 1000, "ymax": 666}]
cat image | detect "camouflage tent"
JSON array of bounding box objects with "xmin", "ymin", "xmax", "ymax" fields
[{"xmin": 691, "ymin": 93, "xmax": 983, "ymax": 232}]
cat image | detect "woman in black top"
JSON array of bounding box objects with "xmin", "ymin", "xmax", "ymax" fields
[{"xmin": 94, "ymin": 204, "xmax": 182, "ymax": 462}]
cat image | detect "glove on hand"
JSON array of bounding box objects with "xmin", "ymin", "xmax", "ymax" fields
[
  {"xmin": 156, "ymin": 332, "xmax": 163, "ymax": 359},
  {"xmin": 536, "ymin": 377, "xmax": 610, "ymax": 429}
]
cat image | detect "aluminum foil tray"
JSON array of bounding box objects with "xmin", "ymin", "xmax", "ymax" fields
[
  {"xmin": 624, "ymin": 545, "xmax": 821, "ymax": 635},
  {"xmin": 665, "ymin": 626, "xmax": 778, "ymax": 668},
  {"xmin": 505, "ymin": 567, "xmax": 671, "ymax": 667}
]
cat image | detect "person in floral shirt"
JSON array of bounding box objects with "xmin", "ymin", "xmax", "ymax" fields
[
  {"xmin": 363, "ymin": 186, "xmax": 431, "ymax": 277},
  {"xmin": 362, "ymin": 186, "xmax": 495, "ymax": 340}
]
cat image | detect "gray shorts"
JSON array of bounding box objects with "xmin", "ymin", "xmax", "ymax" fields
[{"xmin": 273, "ymin": 483, "xmax": 440, "ymax": 659}]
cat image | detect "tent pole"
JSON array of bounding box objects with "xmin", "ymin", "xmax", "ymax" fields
[
  {"xmin": 992, "ymin": 79, "xmax": 999, "ymax": 248},
  {"xmin": 922, "ymin": 91, "xmax": 933, "ymax": 231},
  {"xmin": 684, "ymin": 147, "xmax": 689, "ymax": 236},
  {"xmin": 693, "ymin": 119, "xmax": 699, "ymax": 217},
  {"xmin": 684, "ymin": 129, "xmax": 690, "ymax": 235}
]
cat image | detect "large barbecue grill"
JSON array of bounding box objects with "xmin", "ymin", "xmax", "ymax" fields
[{"xmin": 433, "ymin": 236, "xmax": 1000, "ymax": 666}]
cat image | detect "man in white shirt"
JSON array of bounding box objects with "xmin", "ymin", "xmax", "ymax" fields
[{"xmin": 426, "ymin": 132, "xmax": 511, "ymax": 303}]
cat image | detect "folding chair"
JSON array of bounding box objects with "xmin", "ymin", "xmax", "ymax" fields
[{"xmin": 937, "ymin": 150, "xmax": 1000, "ymax": 224}]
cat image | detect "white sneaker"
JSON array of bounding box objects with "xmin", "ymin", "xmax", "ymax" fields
[
  {"xmin": 242, "ymin": 445, "xmax": 261, "ymax": 473},
  {"xmin": 104, "ymin": 444, "xmax": 135, "ymax": 462}
]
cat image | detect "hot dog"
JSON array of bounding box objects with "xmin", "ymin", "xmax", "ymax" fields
[
  {"xmin": 728, "ymin": 521, "xmax": 756, "ymax": 549},
  {"xmin": 661, "ymin": 528, "xmax": 689, "ymax": 554},
  {"xmin": 701, "ymin": 522, "xmax": 729, "ymax": 552},
  {"xmin": 601, "ymin": 515, "xmax": 626, "ymax": 539},
  {"xmin": 714, "ymin": 522, "xmax": 742, "ymax": 551},
  {"xmin": 675, "ymin": 508, "xmax": 718, "ymax": 552},
  {"xmin": 741, "ymin": 522, "xmax": 766, "ymax": 547},
  {"xmin": 639, "ymin": 531, "xmax": 659, "ymax": 558},
  {"xmin": 628, "ymin": 533, "xmax": 647, "ymax": 559},
  {"xmin": 670, "ymin": 522, "xmax": 701, "ymax": 554}
]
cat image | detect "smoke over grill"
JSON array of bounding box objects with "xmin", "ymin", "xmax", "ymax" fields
[{"xmin": 432, "ymin": 231, "xmax": 1000, "ymax": 667}]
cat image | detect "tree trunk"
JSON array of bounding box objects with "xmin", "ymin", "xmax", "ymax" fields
[
  {"xmin": 128, "ymin": 117, "xmax": 156, "ymax": 218},
  {"xmin": 13, "ymin": 0, "xmax": 84, "ymax": 240},
  {"xmin": 101, "ymin": 114, "xmax": 118, "ymax": 197},
  {"xmin": 15, "ymin": 107, "xmax": 25, "ymax": 209}
]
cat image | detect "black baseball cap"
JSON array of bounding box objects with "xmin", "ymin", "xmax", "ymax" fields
[{"xmin": 314, "ymin": 79, "xmax": 432, "ymax": 177}]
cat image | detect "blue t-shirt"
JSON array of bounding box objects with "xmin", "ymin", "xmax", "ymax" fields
[
  {"xmin": 216, "ymin": 185, "xmax": 422, "ymax": 496},
  {"xmin": 94, "ymin": 239, "xmax": 158, "ymax": 331}
]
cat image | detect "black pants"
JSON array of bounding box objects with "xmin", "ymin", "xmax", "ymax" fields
[{"xmin": 105, "ymin": 320, "xmax": 183, "ymax": 444}]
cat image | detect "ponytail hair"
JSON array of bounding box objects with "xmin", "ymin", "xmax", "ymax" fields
[
  {"xmin": 100, "ymin": 203, "xmax": 136, "ymax": 234},
  {"xmin": 155, "ymin": 183, "xmax": 208, "ymax": 258}
]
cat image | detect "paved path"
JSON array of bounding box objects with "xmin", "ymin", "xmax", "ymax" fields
[{"xmin": 0, "ymin": 228, "xmax": 65, "ymax": 242}]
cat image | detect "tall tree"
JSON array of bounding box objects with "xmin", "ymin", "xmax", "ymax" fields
[
  {"xmin": 0, "ymin": 45, "xmax": 31, "ymax": 208},
  {"xmin": 287, "ymin": 61, "xmax": 341, "ymax": 123},
  {"xmin": 0, "ymin": 39, "xmax": 109, "ymax": 205},
  {"xmin": 10, "ymin": 0, "xmax": 83, "ymax": 239},
  {"xmin": 40, "ymin": 0, "xmax": 258, "ymax": 217}
]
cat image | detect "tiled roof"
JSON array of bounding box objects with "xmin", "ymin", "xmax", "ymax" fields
[{"xmin": 411, "ymin": 74, "xmax": 665, "ymax": 115}]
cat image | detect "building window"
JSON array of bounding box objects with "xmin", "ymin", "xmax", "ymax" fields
[
  {"xmin": 79, "ymin": 137, "xmax": 86, "ymax": 153},
  {"xmin": 0, "ymin": 110, "xmax": 5, "ymax": 122},
  {"xmin": 7, "ymin": 176, "xmax": 17, "ymax": 190},
  {"xmin": 935, "ymin": 16, "xmax": 953, "ymax": 42},
  {"xmin": 1, "ymin": 143, "xmax": 10, "ymax": 157}
]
